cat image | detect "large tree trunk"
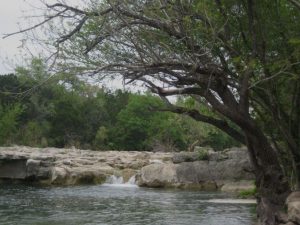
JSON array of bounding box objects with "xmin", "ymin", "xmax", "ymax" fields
[
  {"xmin": 245, "ymin": 132, "xmax": 291, "ymax": 225},
  {"xmin": 203, "ymin": 85, "xmax": 292, "ymax": 224}
]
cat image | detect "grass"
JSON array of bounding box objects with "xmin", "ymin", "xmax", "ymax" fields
[{"xmin": 238, "ymin": 187, "xmax": 257, "ymax": 198}]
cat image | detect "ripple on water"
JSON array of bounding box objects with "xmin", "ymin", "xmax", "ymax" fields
[{"xmin": 0, "ymin": 184, "xmax": 256, "ymax": 225}]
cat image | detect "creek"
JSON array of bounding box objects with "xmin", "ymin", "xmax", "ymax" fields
[{"xmin": 0, "ymin": 180, "xmax": 256, "ymax": 225}]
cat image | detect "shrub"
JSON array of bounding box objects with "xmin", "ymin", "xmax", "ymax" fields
[{"xmin": 197, "ymin": 148, "xmax": 209, "ymax": 160}]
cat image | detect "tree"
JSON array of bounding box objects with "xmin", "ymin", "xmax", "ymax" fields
[
  {"xmin": 0, "ymin": 104, "xmax": 23, "ymax": 145},
  {"xmin": 110, "ymin": 93, "xmax": 188, "ymax": 151},
  {"xmin": 7, "ymin": 1, "xmax": 300, "ymax": 224},
  {"xmin": 0, "ymin": 74, "xmax": 26, "ymax": 145}
]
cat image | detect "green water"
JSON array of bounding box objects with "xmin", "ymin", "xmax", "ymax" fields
[{"xmin": 0, "ymin": 184, "xmax": 256, "ymax": 225}]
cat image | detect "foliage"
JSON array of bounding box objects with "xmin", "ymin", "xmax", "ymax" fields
[
  {"xmin": 176, "ymin": 97, "xmax": 241, "ymax": 151},
  {"xmin": 204, "ymin": 130, "xmax": 241, "ymax": 151},
  {"xmin": 0, "ymin": 104, "xmax": 24, "ymax": 145},
  {"xmin": 196, "ymin": 148, "xmax": 209, "ymax": 161},
  {"xmin": 0, "ymin": 60, "xmax": 240, "ymax": 151},
  {"xmin": 110, "ymin": 94, "xmax": 187, "ymax": 151},
  {"xmin": 238, "ymin": 187, "xmax": 257, "ymax": 199},
  {"xmin": 93, "ymin": 126, "xmax": 108, "ymax": 148}
]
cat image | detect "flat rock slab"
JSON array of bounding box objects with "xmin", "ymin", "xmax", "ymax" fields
[{"xmin": 0, "ymin": 146, "xmax": 255, "ymax": 192}]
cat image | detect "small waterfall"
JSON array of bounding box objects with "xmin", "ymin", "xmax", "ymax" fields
[
  {"xmin": 106, "ymin": 175, "xmax": 124, "ymax": 184},
  {"xmin": 103, "ymin": 175, "xmax": 138, "ymax": 187},
  {"xmin": 126, "ymin": 175, "xmax": 136, "ymax": 185}
]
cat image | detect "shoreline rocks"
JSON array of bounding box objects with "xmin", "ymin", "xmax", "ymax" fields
[
  {"xmin": 286, "ymin": 192, "xmax": 300, "ymax": 225},
  {"xmin": 0, "ymin": 146, "xmax": 255, "ymax": 193}
]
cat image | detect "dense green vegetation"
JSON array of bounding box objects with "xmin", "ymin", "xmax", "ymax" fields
[{"xmin": 0, "ymin": 59, "xmax": 238, "ymax": 151}]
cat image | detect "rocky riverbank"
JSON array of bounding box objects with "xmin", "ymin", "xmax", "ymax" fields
[
  {"xmin": 0, "ymin": 146, "xmax": 255, "ymax": 193},
  {"xmin": 1, "ymin": 146, "xmax": 300, "ymax": 225}
]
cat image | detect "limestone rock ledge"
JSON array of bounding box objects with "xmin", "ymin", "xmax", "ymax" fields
[
  {"xmin": 138, "ymin": 147, "xmax": 255, "ymax": 192},
  {"xmin": 0, "ymin": 146, "xmax": 255, "ymax": 192}
]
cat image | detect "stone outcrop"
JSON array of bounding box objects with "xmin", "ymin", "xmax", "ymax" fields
[
  {"xmin": 0, "ymin": 146, "xmax": 172, "ymax": 185},
  {"xmin": 138, "ymin": 147, "xmax": 255, "ymax": 191},
  {"xmin": 138, "ymin": 163, "xmax": 179, "ymax": 188},
  {"xmin": 0, "ymin": 146, "xmax": 255, "ymax": 192},
  {"xmin": 275, "ymin": 192, "xmax": 300, "ymax": 225},
  {"xmin": 286, "ymin": 192, "xmax": 300, "ymax": 225},
  {"xmin": 172, "ymin": 152, "xmax": 200, "ymax": 163}
]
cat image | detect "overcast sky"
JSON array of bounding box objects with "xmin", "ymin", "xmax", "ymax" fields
[
  {"xmin": 0, "ymin": 1, "xmax": 150, "ymax": 92},
  {"xmin": 0, "ymin": 0, "xmax": 36, "ymax": 74},
  {"xmin": 0, "ymin": 0, "xmax": 83, "ymax": 74}
]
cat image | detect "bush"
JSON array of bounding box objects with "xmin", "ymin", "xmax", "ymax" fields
[{"xmin": 197, "ymin": 148, "xmax": 209, "ymax": 160}]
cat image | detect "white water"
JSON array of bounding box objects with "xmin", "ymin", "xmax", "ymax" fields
[{"xmin": 102, "ymin": 175, "xmax": 138, "ymax": 188}]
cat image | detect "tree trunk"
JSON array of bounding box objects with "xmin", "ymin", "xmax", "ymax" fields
[{"xmin": 245, "ymin": 132, "xmax": 291, "ymax": 225}]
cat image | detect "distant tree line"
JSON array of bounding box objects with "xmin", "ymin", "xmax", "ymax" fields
[{"xmin": 0, "ymin": 59, "xmax": 239, "ymax": 151}]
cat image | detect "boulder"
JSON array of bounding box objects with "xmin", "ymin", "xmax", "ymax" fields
[
  {"xmin": 176, "ymin": 161, "xmax": 211, "ymax": 183},
  {"xmin": 176, "ymin": 159, "xmax": 254, "ymax": 186},
  {"xmin": 288, "ymin": 203, "xmax": 300, "ymax": 224},
  {"xmin": 138, "ymin": 163, "xmax": 178, "ymax": 187},
  {"xmin": 209, "ymin": 158, "xmax": 254, "ymax": 181},
  {"xmin": 286, "ymin": 191, "xmax": 300, "ymax": 204},
  {"xmin": 286, "ymin": 192, "xmax": 300, "ymax": 224}
]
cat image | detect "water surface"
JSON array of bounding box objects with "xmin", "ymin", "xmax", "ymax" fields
[{"xmin": 0, "ymin": 184, "xmax": 256, "ymax": 225}]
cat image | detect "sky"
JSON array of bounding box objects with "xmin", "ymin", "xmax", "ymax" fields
[
  {"xmin": 0, "ymin": 0, "xmax": 81, "ymax": 74},
  {"xmin": 0, "ymin": 0, "xmax": 26, "ymax": 73},
  {"xmin": 0, "ymin": 0, "xmax": 47, "ymax": 74},
  {"xmin": 0, "ymin": 1, "xmax": 161, "ymax": 93}
]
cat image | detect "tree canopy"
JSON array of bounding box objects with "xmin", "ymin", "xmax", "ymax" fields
[{"xmin": 0, "ymin": 59, "xmax": 238, "ymax": 150}]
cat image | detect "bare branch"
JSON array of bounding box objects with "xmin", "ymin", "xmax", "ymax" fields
[
  {"xmin": 47, "ymin": 3, "xmax": 113, "ymax": 16},
  {"xmin": 3, "ymin": 9, "xmax": 67, "ymax": 38},
  {"xmin": 57, "ymin": 16, "xmax": 88, "ymax": 43}
]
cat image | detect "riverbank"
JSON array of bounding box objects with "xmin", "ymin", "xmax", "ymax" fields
[
  {"xmin": 0, "ymin": 146, "xmax": 255, "ymax": 194},
  {"xmin": 2, "ymin": 146, "xmax": 300, "ymax": 224}
]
